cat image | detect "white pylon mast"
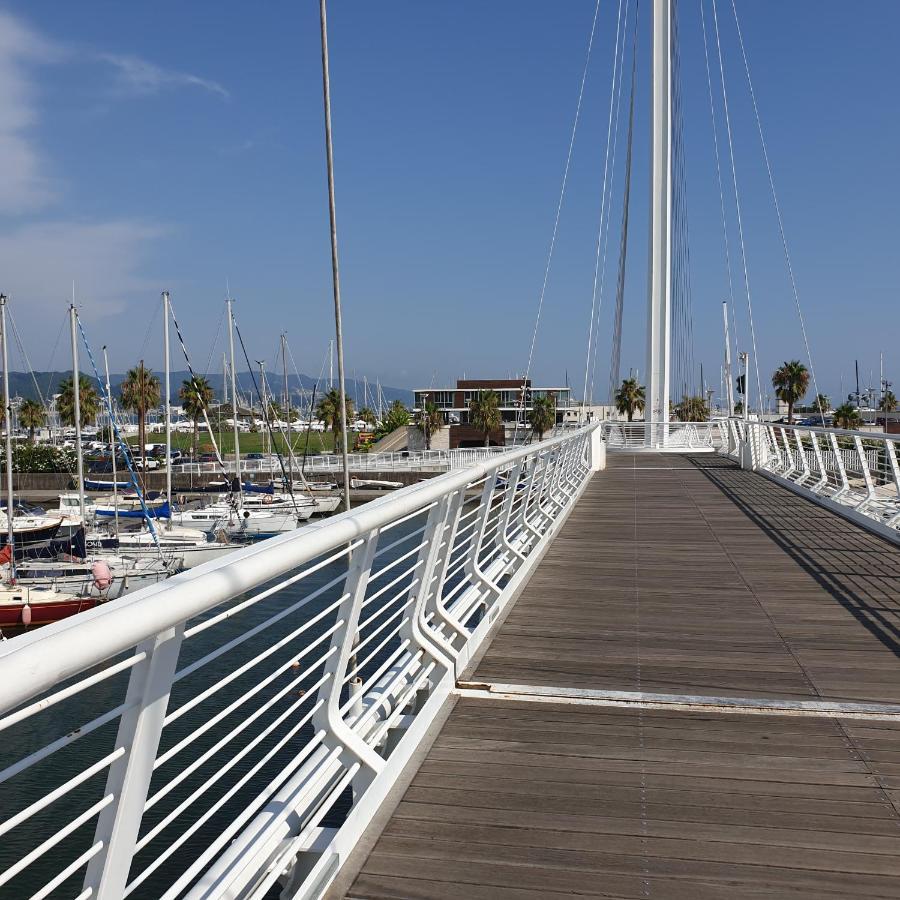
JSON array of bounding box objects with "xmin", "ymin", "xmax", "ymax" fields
[
  {"xmin": 723, "ymin": 300, "xmax": 735, "ymax": 416},
  {"xmin": 646, "ymin": 0, "xmax": 672, "ymax": 432}
]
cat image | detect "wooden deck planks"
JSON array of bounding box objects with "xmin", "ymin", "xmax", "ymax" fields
[
  {"xmin": 343, "ymin": 453, "xmax": 900, "ymax": 898},
  {"xmin": 474, "ymin": 453, "xmax": 900, "ymax": 704}
]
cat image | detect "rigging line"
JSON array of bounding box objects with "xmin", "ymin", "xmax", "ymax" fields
[
  {"xmin": 42, "ymin": 312, "xmax": 67, "ymax": 415},
  {"xmin": 75, "ymin": 314, "xmax": 161, "ymax": 548},
  {"xmin": 729, "ymin": 0, "xmax": 824, "ymax": 419},
  {"xmin": 167, "ymin": 298, "xmax": 231, "ymax": 483},
  {"xmin": 581, "ymin": 0, "xmax": 626, "ymax": 413},
  {"xmin": 608, "ymin": 2, "xmax": 640, "ymax": 402},
  {"xmin": 700, "ymin": 0, "xmax": 741, "ymax": 390},
  {"xmin": 232, "ymin": 313, "xmax": 300, "ymax": 512},
  {"xmin": 588, "ymin": 0, "xmax": 631, "ymax": 408},
  {"xmin": 137, "ymin": 301, "xmax": 161, "ymax": 368},
  {"xmin": 711, "ymin": 0, "xmax": 762, "ymax": 415},
  {"xmin": 202, "ymin": 303, "xmax": 226, "ymax": 379},
  {"xmin": 516, "ymin": 0, "xmax": 602, "ymax": 426},
  {"xmin": 7, "ymin": 309, "xmax": 49, "ymax": 409}
]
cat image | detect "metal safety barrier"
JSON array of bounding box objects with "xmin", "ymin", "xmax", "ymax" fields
[
  {"xmin": 732, "ymin": 420, "xmax": 900, "ymax": 541},
  {"xmin": 172, "ymin": 447, "xmax": 510, "ymax": 477},
  {"xmin": 0, "ymin": 424, "xmax": 600, "ymax": 899},
  {"xmin": 601, "ymin": 420, "xmax": 726, "ymax": 451}
]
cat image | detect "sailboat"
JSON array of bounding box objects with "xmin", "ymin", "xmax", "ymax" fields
[
  {"xmin": 168, "ymin": 298, "xmax": 318, "ymax": 539},
  {"xmin": 106, "ymin": 292, "xmax": 240, "ymax": 569},
  {"xmin": 0, "ymin": 294, "xmax": 96, "ymax": 629}
]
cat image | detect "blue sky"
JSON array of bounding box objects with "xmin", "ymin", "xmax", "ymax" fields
[{"xmin": 0, "ymin": 2, "xmax": 897, "ymax": 405}]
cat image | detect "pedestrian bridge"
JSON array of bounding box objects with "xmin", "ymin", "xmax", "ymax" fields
[{"xmin": 1, "ymin": 422, "xmax": 899, "ymax": 899}]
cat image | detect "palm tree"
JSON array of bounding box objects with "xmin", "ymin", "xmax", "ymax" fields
[
  {"xmin": 18, "ymin": 399, "xmax": 46, "ymax": 443},
  {"xmin": 614, "ymin": 378, "xmax": 645, "ymax": 422},
  {"xmin": 415, "ymin": 401, "xmax": 444, "ymax": 450},
  {"xmin": 814, "ymin": 393, "xmax": 831, "ymax": 414},
  {"xmin": 771, "ymin": 360, "xmax": 810, "ymax": 424},
  {"xmin": 673, "ymin": 395, "xmax": 710, "ymax": 423},
  {"xmin": 469, "ymin": 389, "xmax": 502, "ymax": 446},
  {"xmin": 358, "ymin": 406, "xmax": 377, "ymax": 428},
  {"xmin": 315, "ymin": 387, "xmax": 355, "ymax": 436},
  {"xmin": 179, "ymin": 375, "xmax": 214, "ymax": 460},
  {"xmin": 57, "ymin": 375, "xmax": 101, "ymax": 428},
  {"xmin": 833, "ymin": 402, "xmax": 862, "ymax": 430},
  {"xmin": 880, "ymin": 391, "xmax": 897, "ymax": 413},
  {"xmin": 376, "ymin": 400, "xmax": 409, "ymax": 438},
  {"xmin": 528, "ymin": 394, "xmax": 556, "ymax": 441},
  {"xmin": 120, "ymin": 362, "xmax": 161, "ymax": 473}
]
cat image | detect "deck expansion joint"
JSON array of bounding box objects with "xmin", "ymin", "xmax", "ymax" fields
[{"xmin": 455, "ymin": 682, "xmax": 900, "ymax": 722}]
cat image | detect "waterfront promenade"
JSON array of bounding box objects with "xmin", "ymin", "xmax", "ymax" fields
[{"xmin": 339, "ymin": 452, "xmax": 900, "ymax": 898}]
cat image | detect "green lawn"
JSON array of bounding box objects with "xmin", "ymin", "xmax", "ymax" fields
[{"xmin": 128, "ymin": 430, "xmax": 338, "ymax": 456}]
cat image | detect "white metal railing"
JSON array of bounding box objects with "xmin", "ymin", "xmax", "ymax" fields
[
  {"xmin": 0, "ymin": 424, "xmax": 599, "ymax": 899},
  {"xmin": 727, "ymin": 420, "xmax": 900, "ymax": 539},
  {"xmin": 171, "ymin": 447, "xmax": 510, "ymax": 477},
  {"xmin": 601, "ymin": 420, "xmax": 727, "ymax": 451}
]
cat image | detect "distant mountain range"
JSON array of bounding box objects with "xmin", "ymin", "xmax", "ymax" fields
[{"xmin": 5, "ymin": 371, "xmax": 413, "ymax": 408}]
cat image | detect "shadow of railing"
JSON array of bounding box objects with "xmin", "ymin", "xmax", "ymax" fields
[{"xmin": 687, "ymin": 454, "xmax": 900, "ymax": 658}]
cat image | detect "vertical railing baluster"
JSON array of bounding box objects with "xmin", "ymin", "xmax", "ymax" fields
[
  {"xmin": 853, "ymin": 435, "xmax": 877, "ymax": 510},
  {"xmin": 313, "ymin": 532, "xmax": 385, "ymax": 779},
  {"xmin": 83, "ymin": 626, "xmax": 185, "ymax": 900},
  {"xmin": 829, "ymin": 431, "xmax": 850, "ymax": 498}
]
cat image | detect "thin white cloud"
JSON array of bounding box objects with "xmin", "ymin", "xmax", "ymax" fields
[
  {"xmin": 99, "ymin": 53, "xmax": 229, "ymax": 100},
  {"xmin": 0, "ymin": 10, "xmax": 227, "ymax": 215},
  {"xmin": 0, "ymin": 10, "xmax": 223, "ymax": 331},
  {"xmin": 0, "ymin": 220, "xmax": 167, "ymax": 315},
  {"xmin": 0, "ymin": 10, "xmax": 60, "ymax": 213}
]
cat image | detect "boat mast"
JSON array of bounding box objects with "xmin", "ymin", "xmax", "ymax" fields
[
  {"xmin": 282, "ymin": 333, "xmax": 293, "ymax": 486},
  {"xmin": 102, "ymin": 346, "xmax": 120, "ymax": 536},
  {"xmin": 70, "ymin": 304, "xmax": 87, "ymax": 528},
  {"xmin": 0, "ymin": 295, "xmax": 16, "ymax": 578},
  {"xmin": 319, "ymin": 0, "xmax": 352, "ymax": 513},
  {"xmin": 162, "ymin": 291, "xmax": 172, "ymax": 524},
  {"xmin": 226, "ymin": 297, "xmax": 241, "ymax": 498},
  {"xmin": 646, "ymin": 0, "xmax": 672, "ymax": 439}
]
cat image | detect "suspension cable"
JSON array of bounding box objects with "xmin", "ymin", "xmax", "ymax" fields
[
  {"xmin": 608, "ymin": 3, "xmax": 640, "ymax": 401},
  {"xmin": 729, "ymin": 0, "xmax": 824, "ymax": 419},
  {"xmin": 700, "ymin": 0, "xmax": 742, "ymax": 399},
  {"xmin": 516, "ymin": 0, "xmax": 603, "ymax": 433},
  {"xmin": 711, "ymin": 0, "xmax": 762, "ymax": 415},
  {"xmin": 582, "ymin": 0, "xmax": 626, "ymax": 412}
]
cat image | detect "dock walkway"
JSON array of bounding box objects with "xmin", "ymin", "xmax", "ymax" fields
[{"xmin": 338, "ymin": 453, "xmax": 900, "ymax": 898}]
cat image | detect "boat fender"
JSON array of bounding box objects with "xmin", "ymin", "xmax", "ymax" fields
[
  {"xmin": 92, "ymin": 561, "xmax": 113, "ymax": 591},
  {"xmin": 21, "ymin": 604, "xmax": 32, "ymax": 626}
]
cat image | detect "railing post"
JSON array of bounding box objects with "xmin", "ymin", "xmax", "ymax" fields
[
  {"xmin": 498, "ymin": 459, "xmax": 528, "ymax": 565},
  {"xmin": 465, "ymin": 470, "xmax": 503, "ymax": 599},
  {"xmin": 885, "ymin": 439, "xmax": 900, "ymax": 527},
  {"xmin": 829, "ymin": 432, "xmax": 850, "ymax": 498},
  {"xmin": 403, "ymin": 491, "xmax": 467, "ymax": 669},
  {"xmin": 589, "ymin": 424, "xmax": 606, "ymax": 471},
  {"xmin": 809, "ymin": 430, "xmax": 829, "ymax": 493},
  {"xmin": 793, "ymin": 429, "xmax": 811, "ymax": 485},
  {"xmin": 313, "ymin": 533, "xmax": 385, "ymax": 779},
  {"xmin": 853, "ymin": 435, "xmax": 877, "ymax": 511},
  {"xmin": 83, "ymin": 625, "xmax": 185, "ymax": 899}
]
